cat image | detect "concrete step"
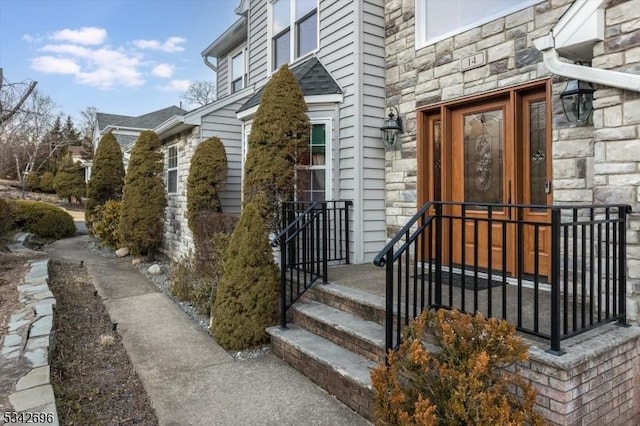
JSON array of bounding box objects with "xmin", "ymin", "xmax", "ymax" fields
[
  {"xmin": 303, "ymin": 282, "xmax": 387, "ymax": 325},
  {"xmin": 292, "ymin": 301, "xmax": 386, "ymax": 364},
  {"xmin": 267, "ymin": 324, "xmax": 376, "ymax": 422}
]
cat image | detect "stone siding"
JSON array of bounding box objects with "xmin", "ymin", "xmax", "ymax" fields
[
  {"xmin": 384, "ymin": 0, "xmax": 640, "ymax": 317},
  {"xmin": 162, "ymin": 128, "xmax": 200, "ymax": 261}
]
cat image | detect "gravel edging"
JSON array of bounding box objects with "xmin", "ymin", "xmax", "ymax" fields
[
  {"xmin": 2, "ymin": 234, "xmax": 59, "ymax": 425},
  {"xmin": 87, "ymin": 238, "xmax": 271, "ymax": 360}
]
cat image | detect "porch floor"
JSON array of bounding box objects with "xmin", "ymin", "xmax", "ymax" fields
[{"xmin": 324, "ymin": 263, "xmax": 607, "ymax": 346}]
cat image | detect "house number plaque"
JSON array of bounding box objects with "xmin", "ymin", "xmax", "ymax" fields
[{"xmin": 460, "ymin": 53, "xmax": 485, "ymax": 71}]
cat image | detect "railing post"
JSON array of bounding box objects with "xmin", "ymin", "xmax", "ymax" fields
[
  {"xmin": 618, "ymin": 206, "xmax": 629, "ymax": 326},
  {"xmin": 549, "ymin": 207, "xmax": 563, "ymax": 354},
  {"xmin": 322, "ymin": 202, "xmax": 328, "ymax": 283},
  {"xmin": 279, "ymin": 231, "xmax": 288, "ymax": 329},
  {"xmin": 385, "ymin": 249, "xmax": 394, "ymax": 356},
  {"xmin": 345, "ymin": 201, "xmax": 351, "ymax": 264},
  {"xmin": 435, "ymin": 203, "xmax": 442, "ymax": 306}
]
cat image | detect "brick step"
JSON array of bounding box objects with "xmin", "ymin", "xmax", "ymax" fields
[
  {"xmin": 267, "ymin": 324, "xmax": 376, "ymax": 422},
  {"xmin": 292, "ymin": 301, "xmax": 387, "ymax": 364},
  {"xmin": 303, "ymin": 282, "xmax": 387, "ymax": 325}
]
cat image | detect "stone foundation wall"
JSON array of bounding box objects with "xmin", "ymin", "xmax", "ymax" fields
[{"xmin": 162, "ymin": 127, "xmax": 200, "ymax": 262}]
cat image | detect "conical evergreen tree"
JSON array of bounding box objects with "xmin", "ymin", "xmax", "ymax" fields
[
  {"xmin": 118, "ymin": 130, "xmax": 167, "ymax": 256},
  {"xmin": 85, "ymin": 133, "xmax": 125, "ymax": 230},
  {"xmin": 211, "ymin": 198, "xmax": 279, "ymax": 350},
  {"xmin": 243, "ymin": 64, "xmax": 310, "ymax": 229},
  {"xmin": 53, "ymin": 157, "xmax": 85, "ymax": 204},
  {"xmin": 186, "ymin": 136, "xmax": 227, "ymax": 233}
]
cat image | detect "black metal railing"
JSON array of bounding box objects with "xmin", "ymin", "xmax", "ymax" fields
[
  {"xmin": 272, "ymin": 200, "xmax": 352, "ymax": 327},
  {"xmin": 373, "ymin": 201, "xmax": 631, "ymax": 355}
]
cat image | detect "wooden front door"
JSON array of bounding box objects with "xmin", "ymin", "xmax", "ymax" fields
[{"xmin": 422, "ymin": 83, "xmax": 552, "ymax": 278}]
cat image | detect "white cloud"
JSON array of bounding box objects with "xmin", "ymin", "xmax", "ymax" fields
[
  {"xmin": 32, "ymin": 45, "xmax": 144, "ymax": 89},
  {"xmin": 23, "ymin": 34, "xmax": 42, "ymax": 43},
  {"xmin": 132, "ymin": 36, "xmax": 186, "ymax": 53},
  {"xmin": 161, "ymin": 79, "xmax": 191, "ymax": 91},
  {"xmin": 51, "ymin": 27, "xmax": 107, "ymax": 45},
  {"xmin": 31, "ymin": 56, "xmax": 81, "ymax": 74},
  {"xmin": 152, "ymin": 63, "xmax": 174, "ymax": 78}
]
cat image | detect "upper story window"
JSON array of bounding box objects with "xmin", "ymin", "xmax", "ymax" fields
[
  {"xmin": 167, "ymin": 145, "xmax": 178, "ymax": 194},
  {"xmin": 271, "ymin": 0, "xmax": 318, "ymax": 71},
  {"xmin": 230, "ymin": 49, "xmax": 246, "ymax": 94},
  {"xmin": 415, "ymin": 0, "xmax": 538, "ymax": 49}
]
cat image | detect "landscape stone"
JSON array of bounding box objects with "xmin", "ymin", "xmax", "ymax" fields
[
  {"xmin": 24, "ymin": 347, "xmax": 48, "ymax": 368},
  {"xmin": 148, "ymin": 264, "xmax": 162, "ymax": 275},
  {"xmin": 132, "ymin": 258, "xmax": 142, "ymax": 266},
  {"xmin": 1, "ymin": 346, "xmax": 20, "ymax": 359},
  {"xmin": 3, "ymin": 333, "xmax": 22, "ymax": 347},
  {"xmin": 9, "ymin": 384, "xmax": 56, "ymax": 412},
  {"xmin": 8, "ymin": 318, "xmax": 30, "ymax": 332},
  {"xmin": 29, "ymin": 315, "xmax": 53, "ymax": 338},
  {"xmin": 34, "ymin": 303, "xmax": 54, "ymax": 316},
  {"xmin": 116, "ymin": 247, "xmax": 130, "ymax": 257},
  {"xmin": 26, "ymin": 336, "xmax": 50, "ymax": 352},
  {"xmin": 16, "ymin": 365, "xmax": 51, "ymax": 391}
]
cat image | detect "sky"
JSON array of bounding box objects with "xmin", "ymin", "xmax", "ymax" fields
[{"xmin": 0, "ymin": 0, "xmax": 240, "ymax": 125}]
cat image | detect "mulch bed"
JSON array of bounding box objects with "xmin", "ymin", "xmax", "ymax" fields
[{"xmin": 48, "ymin": 261, "xmax": 158, "ymax": 425}]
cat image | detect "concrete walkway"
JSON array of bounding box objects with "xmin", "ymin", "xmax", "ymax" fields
[{"xmin": 45, "ymin": 236, "xmax": 370, "ymax": 426}]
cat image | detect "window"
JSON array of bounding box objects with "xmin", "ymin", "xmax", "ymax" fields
[
  {"xmin": 167, "ymin": 145, "xmax": 178, "ymax": 194},
  {"xmin": 296, "ymin": 122, "xmax": 327, "ymax": 201},
  {"xmin": 230, "ymin": 49, "xmax": 246, "ymax": 93},
  {"xmin": 415, "ymin": 0, "xmax": 538, "ymax": 49},
  {"xmin": 271, "ymin": 0, "xmax": 318, "ymax": 71}
]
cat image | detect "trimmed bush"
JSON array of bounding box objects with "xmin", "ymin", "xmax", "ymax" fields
[
  {"xmin": 191, "ymin": 212, "xmax": 238, "ymax": 277},
  {"xmin": 91, "ymin": 199, "xmax": 122, "ymax": 249},
  {"xmin": 211, "ymin": 199, "xmax": 279, "ymax": 350},
  {"xmin": 243, "ymin": 64, "xmax": 310, "ymax": 230},
  {"xmin": 371, "ymin": 309, "xmax": 542, "ymax": 426},
  {"xmin": 187, "ymin": 136, "xmax": 228, "ymax": 233},
  {"xmin": 86, "ymin": 132, "xmax": 125, "ymax": 231},
  {"xmin": 169, "ymin": 255, "xmax": 213, "ymax": 316},
  {"xmin": 118, "ymin": 131, "xmax": 166, "ymax": 257},
  {"xmin": 13, "ymin": 200, "xmax": 76, "ymax": 239},
  {"xmin": 53, "ymin": 159, "xmax": 86, "ymax": 204},
  {"xmin": 0, "ymin": 198, "xmax": 16, "ymax": 237}
]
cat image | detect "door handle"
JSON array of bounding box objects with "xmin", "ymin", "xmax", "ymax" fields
[{"xmin": 545, "ymin": 181, "xmax": 552, "ymax": 194}]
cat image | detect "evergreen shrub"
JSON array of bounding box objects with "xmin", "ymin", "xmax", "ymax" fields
[
  {"xmin": 86, "ymin": 133, "xmax": 125, "ymax": 231},
  {"xmin": 243, "ymin": 64, "xmax": 310, "ymax": 230},
  {"xmin": 26, "ymin": 173, "xmax": 40, "ymax": 191},
  {"xmin": 186, "ymin": 136, "xmax": 228, "ymax": 233},
  {"xmin": 211, "ymin": 199, "xmax": 279, "ymax": 350},
  {"xmin": 0, "ymin": 198, "xmax": 15, "ymax": 237},
  {"xmin": 39, "ymin": 172, "xmax": 55, "ymax": 193},
  {"xmin": 118, "ymin": 131, "xmax": 166, "ymax": 257},
  {"xmin": 13, "ymin": 200, "xmax": 76, "ymax": 239},
  {"xmin": 92, "ymin": 199, "xmax": 122, "ymax": 249},
  {"xmin": 371, "ymin": 309, "xmax": 542, "ymax": 426},
  {"xmin": 53, "ymin": 159, "xmax": 86, "ymax": 204}
]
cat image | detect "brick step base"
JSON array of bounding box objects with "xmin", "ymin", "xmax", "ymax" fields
[
  {"xmin": 292, "ymin": 301, "xmax": 386, "ymax": 364},
  {"xmin": 267, "ymin": 324, "xmax": 376, "ymax": 421}
]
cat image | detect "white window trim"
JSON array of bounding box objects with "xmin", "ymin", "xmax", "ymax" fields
[
  {"xmin": 227, "ymin": 45, "xmax": 247, "ymax": 94},
  {"xmin": 414, "ymin": 0, "xmax": 539, "ymax": 50},
  {"xmin": 241, "ymin": 117, "xmax": 332, "ymax": 202},
  {"xmin": 295, "ymin": 117, "xmax": 332, "ymax": 201},
  {"xmin": 267, "ymin": 0, "xmax": 320, "ymax": 75},
  {"xmin": 166, "ymin": 144, "xmax": 178, "ymax": 194}
]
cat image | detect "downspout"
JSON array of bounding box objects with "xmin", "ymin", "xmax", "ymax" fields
[
  {"xmin": 203, "ymin": 55, "xmax": 217, "ymax": 73},
  {"xmin": 534, "ymin": 35, "xmax": 640, "ymax": 92}
]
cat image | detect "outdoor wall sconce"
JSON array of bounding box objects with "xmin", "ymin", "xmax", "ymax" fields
[
  {"xmin": 380, "ymin": 106, "xmax": 403, "ymax": 148},
  {"xmin": 560, "ymin": 79, "xmax": 594, "ymax": 124}
]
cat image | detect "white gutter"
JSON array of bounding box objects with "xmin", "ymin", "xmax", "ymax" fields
[{"xmin": 533, "ymin": 0, "xmax": 640, "ymax": 93}]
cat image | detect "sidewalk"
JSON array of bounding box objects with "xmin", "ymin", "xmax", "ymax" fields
[{"xmin": 45, "ymin": 235, "xmax": 370, "ymax": 426}]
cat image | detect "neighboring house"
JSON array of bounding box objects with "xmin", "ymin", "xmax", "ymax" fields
[
  {"xmin": 157, "ymin": 0, "xmax": 387, "ymax": 263},
  {"xmin": 67, "ymin": 145, "xmax": 91, "ymax": 183},
  {"xmin": 92, "ymin": 106, "xmax": 186, "ymax": 175}
]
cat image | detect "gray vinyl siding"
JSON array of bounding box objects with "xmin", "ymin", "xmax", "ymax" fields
[
  {"xmin": 200, "ymin": 99, "xmax": 249, "ymax": 215},
  {"xmin": 240, "ymin": 0, "xmax": 386, "ymax": 263},
  {"xmin": 248, "ymin": 0, "xmax": 268, "ymax": 89},
  {"xmin": 217, "ymin": 56, "xmax": 230, "ymax": 99}
]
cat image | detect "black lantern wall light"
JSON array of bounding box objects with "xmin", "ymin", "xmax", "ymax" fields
[
  {"xmin": 560, "ymin": 79, "xmax": 594, "ymax": 124},
  {"xmin": 380, "ymin": 106, "xmax": 403, "ymax": 148}
]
